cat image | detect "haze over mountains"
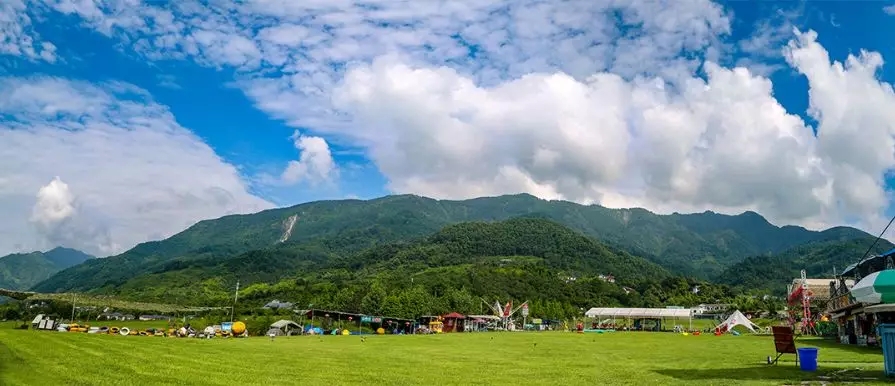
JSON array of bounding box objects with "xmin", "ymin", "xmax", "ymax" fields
[{"xmin": 23, "ymin": 194, "xmax": 889, "ymax": 303}]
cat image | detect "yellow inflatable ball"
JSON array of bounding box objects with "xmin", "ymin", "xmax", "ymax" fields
[
  {"xmin": 231, "ymin": 321, "xmax": 246, "ymax": 335},
  {"xmin": 341, "ymin": 329, "xmax": 350, "ymax": 336},
  {"xmin": 376, "ymin": 328, "xmax": 385, "ymax": 335}
]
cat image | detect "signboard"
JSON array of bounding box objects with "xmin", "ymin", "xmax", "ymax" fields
[
  {"xmin": 521, "ymin": 303, "xmax": 529, "ymax": 317},
  {"xmin": 360, "ymin": 316, "xmax": 372, "ymax": 323},
  {"xmin": 221, "ymin": 322, "xmax": 233, "ymax": 332}
]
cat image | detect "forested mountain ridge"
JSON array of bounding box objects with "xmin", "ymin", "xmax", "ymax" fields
[
  {"xmin": 43, "ymin": 219, "xmax": 693, "ymax": 318},
  {"xmin": 717, "ymin": 236, "xmax": 894, "ymax": 294},
  {"xmin": 33, "ymin": 193, "xmax": 881, "ymax": 294},
  {"xmin": 0, "ymin": 247, "xmax": 93, "ymax": 290}
]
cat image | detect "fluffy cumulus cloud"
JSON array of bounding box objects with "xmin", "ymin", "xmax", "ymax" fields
[
  {"xmin": 3, "ymin": 0, "xmax": 895, "ymax": 239},
  {"xmin": 0, "ymin": 76, "xmax": 273, "ymax": 256},
  {"xmin": 332, "ymin": 29, "xmax": 895, "ymax": 232},
  {"xmin": 280, "ymin": 131, "xmax": 339, "ymax": 185}
]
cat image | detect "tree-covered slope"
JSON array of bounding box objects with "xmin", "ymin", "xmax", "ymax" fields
[
  {"xmin": 0, "ymin": 247, "xmax": 93, "ymax": 290},
  {"xmin": 34, "ymin": 193, "xmax": 882, "ymax": 293},
  {"xmin": 50, "ymin": 218, "xmax": 669, "ymax": 304},
  {"xmin": 66, "ymin": 218, "xmax": 690, "ymax": 318},
  {"xmin": 716, "ymin": 236, "xmax": 894, "ymax": 294}
]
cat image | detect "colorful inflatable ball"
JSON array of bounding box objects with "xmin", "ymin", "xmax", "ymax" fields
[{"xmin": 231, "ymin": 321, "xmax": 246, "ymax": 335}]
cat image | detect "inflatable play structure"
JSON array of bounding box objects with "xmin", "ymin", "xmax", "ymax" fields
[
  {"xmin": 429, "ymin": 319, "xmax": 444, "ymax": 334},
  {"xmin": 714, "ymin": 310, "xmax": 760, "ymax": 335}
]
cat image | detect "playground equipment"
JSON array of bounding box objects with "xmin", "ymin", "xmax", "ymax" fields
[
  {"xmin": 481, "ymin": 298, "xmax": 530, "ymax": 330},
  {"xmin": 429, "ymin": 319, "xmax": 444, "ymax": 333},
  {"xmin": 787, "ymin": 270, "xmax": 818, "ymax": 335}
]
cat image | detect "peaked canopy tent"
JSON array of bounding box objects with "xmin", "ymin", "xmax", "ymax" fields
[
  {"xmin": 715, "ymin": 310, "xmax": 760, "ymax": 333},
  {"xmin": 268, "ymin": 320, "xmax": 302, "ymax": 336},
  {"xmin": 584, "ymin": 307, "xmax": 693, "ymax": 331}
]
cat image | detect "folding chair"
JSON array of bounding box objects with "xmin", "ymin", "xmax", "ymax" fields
[{"xmin": 769, "ymin": 325, "xmax": 798, "ymax": 365}]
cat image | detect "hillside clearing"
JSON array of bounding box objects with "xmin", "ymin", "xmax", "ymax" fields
[{"xmin": 0, "ymin": 327, "xmax": 888, "ymax": 385}]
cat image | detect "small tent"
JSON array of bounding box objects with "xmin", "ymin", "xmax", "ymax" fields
[
  {"xmin": 270, "ymin": 319, "xmax": 301, "ymax": 336},
  {"xmin": 715, "ymin": 310, "xmax": 760, "ymax": 333}
]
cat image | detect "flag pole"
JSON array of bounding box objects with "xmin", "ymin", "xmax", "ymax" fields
[{"xmin": 230, "ymin": 280, "xmax": 240, "ymax": 323}]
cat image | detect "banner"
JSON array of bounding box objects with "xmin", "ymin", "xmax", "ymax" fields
[{"xmin": 521, "ymin": 303, "xmax": 529, "ymax": 317}]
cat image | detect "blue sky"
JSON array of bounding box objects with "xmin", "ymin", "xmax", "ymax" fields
[
  {"xmin": 7, "ymin": 0, "xmax": 890, "ymax": 206},
  {"xmin": 3, "ymin": 0, "xmax": 895, "ymax": 256},
  {"xmin": 2, "ymin": 13, "xmax": 388, "ymax": 204}
]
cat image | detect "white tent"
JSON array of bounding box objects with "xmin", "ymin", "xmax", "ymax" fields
[{"xmin": 715, "ymin": 310, "xmax": 759, "ymax": 333}]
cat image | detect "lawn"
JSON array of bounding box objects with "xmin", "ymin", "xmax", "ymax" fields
[{"xmin": 0, "ymin": 325, "xmax": 889, "ymax": 385}]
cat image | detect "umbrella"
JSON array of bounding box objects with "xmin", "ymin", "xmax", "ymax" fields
[{"xmin": 850, "ymin": 270, "xmax": 895, "ymax": 304}]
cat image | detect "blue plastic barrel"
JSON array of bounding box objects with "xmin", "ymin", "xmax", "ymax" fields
[
  {"xmin": 797, "ymin": 347, "xmax": 818, "ymax": 371},
  {"xmin": 878, "ymin": 324, "xmax": 895, "ymax": 377}
]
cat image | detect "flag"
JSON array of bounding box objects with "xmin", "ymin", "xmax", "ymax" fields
[
  {"xmin": 503, "ymin": 301, "xmax": 512, "ymax": 317},
  {"xmin": 493, "ymin": 300, "xmax": 502, "ymax": 316}
]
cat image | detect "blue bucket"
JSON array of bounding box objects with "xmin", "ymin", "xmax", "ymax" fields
[{"xmin": 798, "ymin": 347, "xmax": 818, "ymax": 372}]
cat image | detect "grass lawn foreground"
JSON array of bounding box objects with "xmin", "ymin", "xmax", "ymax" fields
[{"xmin": 0, "ymin": 326, "xmax": 889, "ymax": 385}]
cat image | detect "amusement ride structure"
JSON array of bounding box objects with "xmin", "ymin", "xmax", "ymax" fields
[
  {"xmin": 787, "ymin": 270, "xmax": 817, "ymax": 335},
  {"xmin": 481, "ymin": 299, "xmax": 529, "ymax": 330}
]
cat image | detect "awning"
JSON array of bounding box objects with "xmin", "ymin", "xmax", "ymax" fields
[{"xmin": 863, "ymin": 304, "xmax": 895, "ymax": 313}]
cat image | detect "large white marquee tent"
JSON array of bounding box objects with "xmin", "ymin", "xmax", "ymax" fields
[
  {"xmin": 584, "ymin": 308, "xmax": 693, "ymax": 319},
  {"xmin": 584, "ymin": 307, "xmax": 693, "ymax": 331}
]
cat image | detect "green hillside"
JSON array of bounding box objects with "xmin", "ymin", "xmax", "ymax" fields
[
  {"xmin": 33, "ymin": 194, "xmax": 880, "ymax": 294},
  {"xmin": 74, "ymin": 218, "xmax": 743, "ymax": 320},
  {"xmin": 716, "ymin": 237, "xmax": 894, "ymax": 294},
  {"xmin": 0, "ymin": 247, "xmax": 93, "ymax": 290}
]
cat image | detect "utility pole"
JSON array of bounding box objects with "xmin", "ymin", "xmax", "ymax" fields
[
  {"xmin": 70, "ymin": 293, "xmax": 76, "ymax": 323},
  {"xmin": 230, "ymin": 280, "xmax": 240, "ymax": 323}
]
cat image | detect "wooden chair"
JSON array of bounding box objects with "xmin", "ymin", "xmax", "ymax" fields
[{"xmin": 769, "ymin": 326, "xmax": 798, "ymax": 365}]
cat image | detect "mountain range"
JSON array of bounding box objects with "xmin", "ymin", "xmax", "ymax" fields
[
  {"xmin": 25, "ymin": 193, "xmax": 891, "ymax": 307},
  {"xmin": 0, "ymin": 247, "xmax": 94, "ymax": 290}
]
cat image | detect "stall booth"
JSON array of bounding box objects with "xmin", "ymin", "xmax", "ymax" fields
[
  {"xmin": 442, "ymin": 312, "xmax": 466, "ymax": 333},
  {"xmin": 465, "ymin": 315, "xmax": 500, "ymax": 332}
]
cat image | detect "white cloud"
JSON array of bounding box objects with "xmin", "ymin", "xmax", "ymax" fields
[
  {"xmin": 735, "ymin": 6, "xmax": 803, "ymax": 76},
  {"xmin": 884, "ymin": 5, "xmax": 895, "ymax": 15},
  {"xmin": 28, "ymin": 176, "xmax": 118, "ymax": 254},
  {"xmin": 0, "ymin": 0, "xmax": 57, "ymax": 62},
  {"xmin": 280, "ymin": 131, "xmax": 338, "ymax": 185},
  {"xmin": 331, "ymin": 28, "xmax": 895, "ymax": 234},
  {"xmin": 4, "ymin": 1, "xmax": 895, "ymax": 240},
  {"xmin": 31, "ymin": 177, "xmax": 76, "ymax": 228},
  {"xmin": 0, "ymin": 76, "xmax": 273, "ymax": 256}
]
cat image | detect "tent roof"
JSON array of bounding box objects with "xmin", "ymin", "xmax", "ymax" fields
[
  {"xmin": 584, "ymin": 307, "xmax": 692, "ymax": 318},
  {"xmin": 270, "ymin": 319, "xmax": 300, "ymax": 329},
  {"xmin": 716, "ymin": 310, "xmax": 759, "ymax": 332},
  {"xmin": 443, "ymin": 312, "xmax": 465, "ymax": 319},
  {"xmin": 466, "ymin": 315, "xmax": 501, "ymax": 320}
]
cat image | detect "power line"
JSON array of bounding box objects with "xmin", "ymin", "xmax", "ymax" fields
[{"xmin": 856, "ymin": 212, "xmax": 895, "ymax": 265}]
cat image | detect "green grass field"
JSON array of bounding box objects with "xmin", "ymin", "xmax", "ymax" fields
[{"xmin": 0, "ymin": 325, "xmax": 889, "ymax": 385}]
